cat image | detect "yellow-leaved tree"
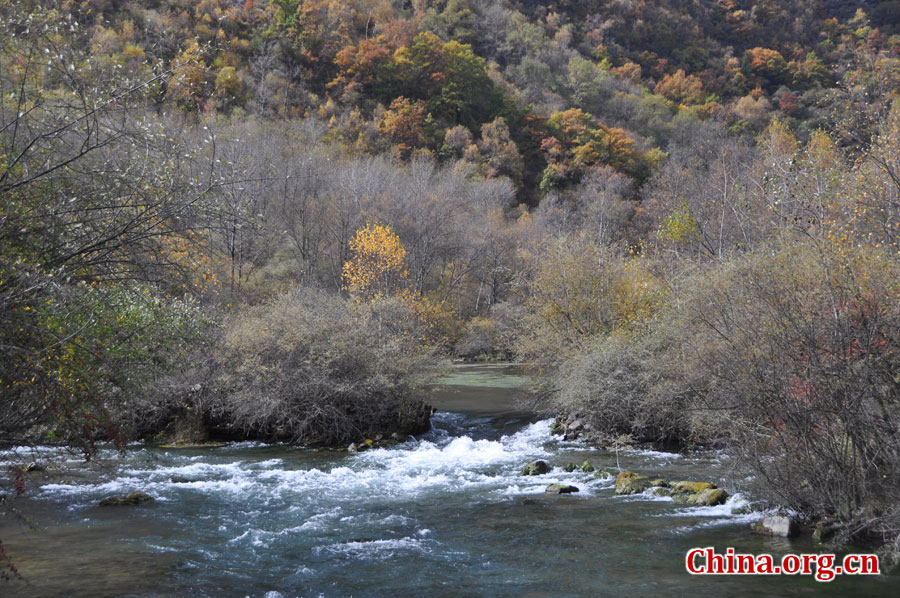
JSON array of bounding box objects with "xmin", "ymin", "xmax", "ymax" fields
[{"xmin": 342, "ymin": 223, "xmax": 409, "ymax": 300}]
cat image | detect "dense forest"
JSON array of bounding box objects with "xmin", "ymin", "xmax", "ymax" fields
[{"xmin": 2, "ymin": 0, "xmax": 900, "ymax": 575}]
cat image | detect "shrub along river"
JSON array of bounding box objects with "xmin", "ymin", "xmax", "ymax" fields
[{"xmin": 1, "ymin": 364, "xmax": 898, "ymax": 597}]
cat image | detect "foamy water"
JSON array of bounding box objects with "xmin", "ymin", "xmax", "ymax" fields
[{"xmin": 3, "ymin": 366, "xmax": 896, "ymax": 597}]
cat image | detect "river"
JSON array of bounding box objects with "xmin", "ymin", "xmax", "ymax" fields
[{"xmin": 1, "ymin": 364, "xmax": 897, "ymax": 597}]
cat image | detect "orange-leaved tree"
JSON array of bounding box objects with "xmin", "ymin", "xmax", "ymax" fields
[{"xmin": 342, "ymin": 223, "xmax": 409, "ymax": 300}]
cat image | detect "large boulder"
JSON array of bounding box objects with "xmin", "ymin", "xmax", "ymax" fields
[
  {"xmin": 615, "ymin": 472, "xmax": 653, "ymax": 495},
  {"xmin": 545, "ymin": 484, "xmax": 580, "ymax": 494},
  {"xmin": 99, "ymin": 492, "xmax": 154, "ymax": 507},
  {"xmin": 693, "ymin": 488, "xmax": 728, "ymax": 506},
  {"xmin": 752, "ymin": 515, "xmax": 799, "ymax": 537},
  {"xmin": 521, "ymin": 460, "xmax": 551, "ymax": 476}
]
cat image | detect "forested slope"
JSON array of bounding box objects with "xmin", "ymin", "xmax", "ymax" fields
[{"xmin": 2, "ymin": 0, "xmax": 900, "ymax": 571}]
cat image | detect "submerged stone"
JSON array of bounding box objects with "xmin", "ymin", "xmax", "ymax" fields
[
  {"xmin": 752, "ymin": 515, "xmax": 798, "ymax": 538},
  {"xmin": 545, "ymin": 484, "xmax": 579, "ymax": 494},
  {"xmin": 594, "ymin": 469, "xmax": 615, "ymax": 480},
  {"xmin": 98, "ymin": 492, "xmax": 154, "ymax": 507},
  {"xmin": 733, "ymin": 503, "xmax": 762, "ymax": 515},
  {"xmin": 521, "ymin": 460, "xmax": 551, "ymax": 476}
]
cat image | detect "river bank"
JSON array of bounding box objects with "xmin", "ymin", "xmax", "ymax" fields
[{"xmin": 0, "ymin": 364, "xmax": 897, "ymax": 597}]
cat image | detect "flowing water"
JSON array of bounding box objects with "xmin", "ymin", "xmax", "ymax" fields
[{"xmin": 1, "ymin": 364, "xmax": 898, "ymax": 597}]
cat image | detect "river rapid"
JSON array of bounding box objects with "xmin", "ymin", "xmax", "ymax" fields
[{"xmin": 1, "ymin": 364, "xmax": 897, "ymax": 597}]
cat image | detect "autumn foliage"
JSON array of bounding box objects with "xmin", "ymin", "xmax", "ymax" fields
[{"xmin": 342, "ymin": 223, "xmax": 409, "ymax": 300}]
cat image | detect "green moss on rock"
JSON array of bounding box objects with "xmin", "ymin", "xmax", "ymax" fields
[
  {"xmin": 615, "ymin": 472, "xmax": 653, "ymax": 495},
  {"xmin": 671, "ymin": 481, "xmax": 716, "ymax": 495},
  {"xmin": 693, "ymin": 488, "xmax": 728, "ymax": 506},
  {"xmin": 521, "ymin": 460, "xmax": 551, "ymax": 476}
]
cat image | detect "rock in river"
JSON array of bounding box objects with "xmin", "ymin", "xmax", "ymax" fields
[
  {"xmin": 98, "ymin": 492, "xmax": 155, "ymax": 507},
  {"xmin": 615, "ymin": 472, "xmax": 653, "ymax": 495},
  {"xmin": 752, "ymin": 515, "xmax": 799, "ymax": 538},
  {"xmin": 670, "ymin": 480, "xmax": 715, "ymax": 495},
  {"xmin": 693, "ymin": 488, "xmax": 728, "ymax": 506},
  {"xmin": 521, "ymin": 460, "xmax": 551, "ymax": 476},
  {"xmin": 545, "ymin": 484, "xmax": 580, "ymax": 495}
]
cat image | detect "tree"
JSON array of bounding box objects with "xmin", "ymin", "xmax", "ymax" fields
[
  {"xmin": 378, "ymin": 97, "xmax": 428, "ymax": 158},
  {"xmin": 342, "ymin": 223, "xmax": 409, "ymax": 300},
  {"xmin": 475, "ymin": 117, "xmax": 523, "ymax": 182},
  {"xmin": 0, "ymin": 3, "xmax": 214, "ymax": 454},
  {"xmin": 654, "ymin": 69, "xmax": 704, "ymax": 105},
  {"xmin": 540, "ymin": 108, "xmax": 647, "ymax": 190},
  {"xmin": 742, "ymin": 47, "xmax": 790, "ymax": 89}
]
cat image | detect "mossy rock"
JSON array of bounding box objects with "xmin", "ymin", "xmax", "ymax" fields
[
  {"xmin": 563, "ymin": 463, "xmax": 578, "ymax": 473},
  {"xmin": 594, "ymin": 469, "xmax": 615, "ymax": 480},
  {"xmin": 99, "ymin": 492, "xmax": 154, "ymax": 507},
  {"xmin": 648, "ymin": 487, "xmax": 672, "ymax": 497},
  {"xmin": 671, "ymin": 481, "xmax": 716, "ymax": 495},
  {"xmin": 615, "ymin": 472, "xmax": 653, "ymax": 495},
  {"xmin": 694, "ymin": 488, "xmax": 728, "ymax": 506},
  {"xmin": 550, "ymin": 420, "xmax": 565, "ymax": 435},
  {"xmin": 649, "ymin": 479, "xmax": 668, "ymax": 488},
  {"xmin": 672, "ymin": 493, "xmax": 695, "ymax": 504},
  {"xmin": 545, "ymin": 484, "xmax": 580, "ymax": 494},
  {"xmin": 580, "ymin": 461, "xmax": 595, "ymax": 473},
  {"xmin": 521, "ymin": 460, "xmax": 551, "ymax": 476}
]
